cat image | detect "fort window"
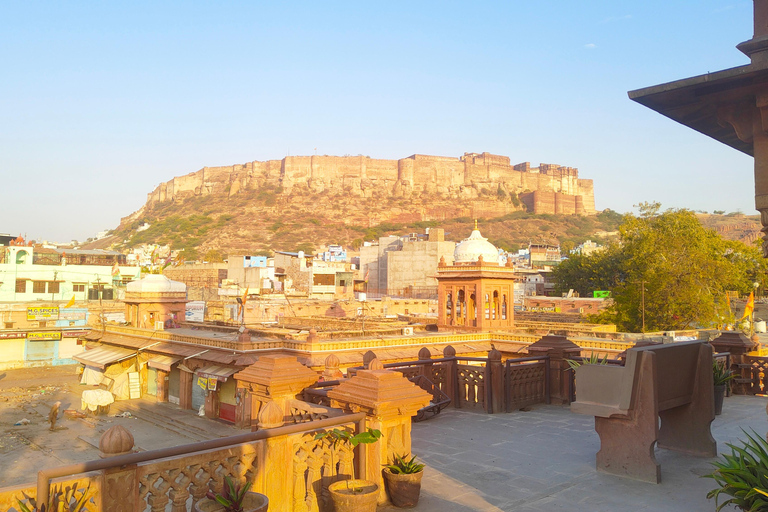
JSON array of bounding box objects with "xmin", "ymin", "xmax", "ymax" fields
[
  {"xmin": 15, "ymin": 279, "xmax": 26, "ymax": 293},
  {"xmin": 32, "ymin": 281, "xmax": 46, "ymax": 293}
]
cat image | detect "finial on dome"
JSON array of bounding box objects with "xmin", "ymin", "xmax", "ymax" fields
[{"xmin": 474, "ymin": 219, "xmax": 478, "ymax": 230}]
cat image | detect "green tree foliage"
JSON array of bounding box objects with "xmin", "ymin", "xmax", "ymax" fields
[
  {"xmin": 553, "ymin": 203, "xmax": 768, "ymax": 332},
  {"xmin": 203, "ymin": 249, "xmax": 224, "ymax": 263}
]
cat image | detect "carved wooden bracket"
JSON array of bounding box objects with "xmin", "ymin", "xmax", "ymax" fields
[{"xmin": 717, "ymin": 103, "xmax": 755, "ymax": 143}]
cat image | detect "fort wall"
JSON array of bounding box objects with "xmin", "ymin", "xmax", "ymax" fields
[{"xmin": 144, "ymin": 152, "xmax": 597, "ymax": 216}]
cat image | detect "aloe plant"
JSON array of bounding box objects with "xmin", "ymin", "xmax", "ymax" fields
[
  {"xmin": 16, "ymin": 482, "xmax": 91, "ymax": 512},
  {"xmin": 705, "ymin": 429, "xmax": 768, "ymax": 511},
  {"xmin": 205, "ymin": 476, "xmax": 252, "ymax": 512},
  {"xmin": 713, "ymin": 359, "xmax": 735, "ymax": 387},
  {"xmin": 566, "ymin": 352, "xmax": 608, "ymax": 371},
  {"xmin": 385, "ymin": 453, "xmax": 425, "ymax": 475}
]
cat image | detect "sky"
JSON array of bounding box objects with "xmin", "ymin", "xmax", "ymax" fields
[{"xmin": 0, "ymin": 1, "xmax": 760, "ymax": 243}]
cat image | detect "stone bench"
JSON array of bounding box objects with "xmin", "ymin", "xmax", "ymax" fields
[{"xmin": 571, "ymin": 339, "xmax": 716, "ymax": 483}]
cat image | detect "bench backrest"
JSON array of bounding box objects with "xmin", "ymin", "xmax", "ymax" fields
[{"xmin": 624, "ymin": 340, "xmax": 706, "ymax": 411}]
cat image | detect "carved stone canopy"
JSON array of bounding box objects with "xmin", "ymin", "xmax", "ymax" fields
[
  {"xmin": 234, "ymin": 355, "xmax": 318, "ymax": 399},
  {"xmin": 327, "ymin": 369, "xmax": 431, "ymax": 421},
  {"xmin": 527, "ymin": 334, "xmax": 581, "ymax": 357}
]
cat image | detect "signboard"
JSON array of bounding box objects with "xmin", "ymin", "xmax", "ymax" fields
[
  {"xmin": 0, "ymin": 332, "xmax": 26, "ymax": 340},
  {"xmin": 128, "ymin": 372, "xmax": 141, "ymax": 399},
  {"xmin": 197, "ymin": 376, "xmax": 208, "ymax": 390},
  {"xmin": 62, "ymin": 330, "xmax": 89, "ymax": 338},
  {"xmin": 593, "ymin": 290, "xmax": 611, "ymax": 298},
  {"xmin": 207, "ymin": 378, "xmax": 218, "ymax": 391},
  {"xmin": 60, "ymin": 308, "xmax": 87, "ymax": 321},
  {"xmin": 27, "ymin": 306, "xmax": 59, "ymax": 321},
  {"xmin": 186, "ymin": 301, "xmax": 205, "ymax": 323},
  {"xmin": 27, "ymin": 331, "xmax": 62, "ymax": 341}
]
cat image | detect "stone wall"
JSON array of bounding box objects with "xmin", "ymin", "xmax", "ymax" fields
[{"xmin": 143, "ymin": 151, "xmax": 597, "ymax": 215}]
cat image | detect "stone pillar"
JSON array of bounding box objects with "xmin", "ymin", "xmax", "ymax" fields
[
  {"xmin": 711, "ymin": 331, "xmax": 759, "ymax": 394},
  {"xmin": 234, "ymin": 385, "xmax": 252, "ymax": 429},
  {"xmin": 418, "ymin": 346, "xmax": 433, "ymax": 380},
  {"xmin": 527, "ymin": 334, "xmax": 582, "ymax": 405},
  {"xmin": 179, "ymin": 366, "xmax": 193, "ymax": 410},
  {"xmin": 99, "ymin": 425, "xmax": 139, "ymax": 511},
  {"xmin": 234, "ymin": 355, "xmax": 319, "ymax": 430},
  {"xmin": 487, "ymin": 347, "xmax": 504, "ymax": 414},
  {"xmin": 443, "ymin": 345, "xmax": 458, "ymax": 407},
  {"xmin": 327, "ymin": 370, "xmax": 432, "ymax": 505}
]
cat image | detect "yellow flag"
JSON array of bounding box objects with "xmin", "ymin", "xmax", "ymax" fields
[
  {"xmin": 742, "ymin": 291, "xmax": 755, "ymax": 320},
  {"xmin": 64, "ymin": 295, "xmax": 75, "ymax": 308}
]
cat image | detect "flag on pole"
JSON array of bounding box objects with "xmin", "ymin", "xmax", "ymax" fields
[
  {"xmin": 111, "ymin": 261, "xmax": 120, "ymax": 276},
  {"xmin": 64, "ymin": 295, "xmax": 75, "ymax": 308},
  {"xmin": 742, "ymin": 291, "xmax": 755, "ymax": 320},
  {"xmin": 364, "ymin": 268, "xmax": 370, "ymax": 283},
  {"xmin": 238, "ymin": 287, "xmax": 249, "ymax": 317}
]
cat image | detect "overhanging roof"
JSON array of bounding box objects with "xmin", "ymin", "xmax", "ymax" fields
[
  {"xmin": 73, "ymin": 346, "xmax": 135, "ymax": 370},
  {"xmin": 146, "ymin": 354, "xmax": 181, "ymax": 372},
  {"xmin": 629, "ymin": 61, "xmax": 768, "ymax": 156},
  {"xmin": 195, "ymin": 365, "xmax": 238, "ymax": 382}
]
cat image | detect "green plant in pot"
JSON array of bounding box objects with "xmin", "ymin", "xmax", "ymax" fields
[
  {"xmin": 314, "ymin": 427, "xmax": 382, "ymax": 512},
  {"xmin": 706, "ymin": 429, "xmax": 768, "ymax": 511},
  {"xmin": 383, "ymin": 453, "xmax": 425, "ymax": 508},
  {"xmin": 713, "ymin": 359, "xmax": 735, "ymax": 416},
  {"xmin": 17, "ymin": 482, "xmax": 92, "ymax": 512},
  {"xmin": 194, "ymin": 475, "xmax": 268, "ymax": 512}
]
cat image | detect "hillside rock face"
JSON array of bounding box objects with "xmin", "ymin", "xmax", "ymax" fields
[{"xmin": 142, "ymin": 151, "xmax": 595, "ymax": 215}]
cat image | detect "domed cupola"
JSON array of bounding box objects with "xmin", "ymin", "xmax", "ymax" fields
[
  {"xmin": 126, "ymin": 273, "xmax": 186, "ymax": 293},
  {"xmin": 453, "ymin": 221, "xmax": 499, "ymax": 264}
]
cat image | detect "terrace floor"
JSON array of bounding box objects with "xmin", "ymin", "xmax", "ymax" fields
[{"xmin": 380, "ymin": 395, "xmax": 768, "ymax": 512}]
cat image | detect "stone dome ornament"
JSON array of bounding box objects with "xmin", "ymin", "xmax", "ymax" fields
[
  {"xmin": 453, "ymin": 220, "xmax": 499, "ymax": 264},
  {"xmin": 126, "ymin": 273, "xmax": 186, "ymax": 293},
  {"xmin": 99, "ymin": 424, "xmax": 135, "ymax": 458}
]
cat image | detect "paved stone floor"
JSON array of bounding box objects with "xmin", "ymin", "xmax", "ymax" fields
[{"xmin": 377, "ymin": 395, "xmax": 768, "ymax": 512}]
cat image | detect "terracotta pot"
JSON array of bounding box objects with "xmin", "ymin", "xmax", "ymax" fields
[
  {"xmin": 714, "ymin": 384, "xmax": 726, "ymax": 416},
  {"xmin": 194, "ymin": 491, "xmax": 269, "ymax": 512},
  {"xmin": 383, "ymin": 468, "xmax": 423, "ymax": 508},
  {"xmin": 328, "ymin": 479, "xmax": 378, "ymax": 512}
]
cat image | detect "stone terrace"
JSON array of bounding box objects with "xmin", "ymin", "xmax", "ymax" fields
[{"xmin": 380, "ymin": 395, "xmax": 767, "ymax": 512}]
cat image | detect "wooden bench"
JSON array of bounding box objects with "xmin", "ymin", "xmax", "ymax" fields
[{"xmin": 571, "ymin": 340, "xmax": 716, "ymax": 483}]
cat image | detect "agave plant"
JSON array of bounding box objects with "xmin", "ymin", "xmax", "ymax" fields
[
  {"xmin": 566, "ymin": 352, "xmax": 608, "ymax": 371},
  {"xmin": 713, "ymin": 359, "xmax": 735, "ymax": 387},
  {"xmin": 385, "ymin": 453, "xmax": 425, "ymax": 475},
  {"xmin": 706, "ymin": 429, "xmax": 768, "ymax": 511},
  {"xmin": 16, "ymin": 482, "xmax": 92, "ymax": 512}
]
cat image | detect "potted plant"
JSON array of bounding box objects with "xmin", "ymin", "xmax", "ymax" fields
[
  {"xmin": 314, "ymin": 427, "xmax": 382, "ymax": 512},
  {"xmin": 194, "ymin": 476, "xmax": 268, "ymax": 512},
  {"xmin": 383, "ymin": 453, "xmax": 425, "ymax": 508},
  {"xmin": 706, "ymin": 429, "xmax": 768, "ymax": 511},
  {"xmin": 17, "ymin": 482, "xmax": 92, "ymax": 512},
  {"xmin": 713, "ymin": 359, "xmax": 734, "ymax": 416}
]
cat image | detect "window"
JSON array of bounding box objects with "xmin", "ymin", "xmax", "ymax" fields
[
  {"xmin": 48, "ymin": 281, "xmax": 60, "ymax": 294},
  {"xmin": 15, "ymin": 279, "xmax": 26, "ymax": 293},
  {"xmin": 4, "ymin": 322, "xmax": 13, "ymax": 328},
  {"xmin": 38, "ymin": 321, "xmax": 47, "ymax": 328},
  {"xmin": 32, "ymin": 281, "xmax": 46, "ymax": 293},
  {"xmin": 73, "ymin": 284, "xmax": 85, "ymax": 292}
]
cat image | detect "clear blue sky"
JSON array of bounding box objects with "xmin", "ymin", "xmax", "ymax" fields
[{"xmin": 0, "ymin": 1, "xmax": 758, "ymax": 242}]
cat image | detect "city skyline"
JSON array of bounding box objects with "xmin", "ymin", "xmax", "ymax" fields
[{"xmin": 1, "ymin": 1, "xmax": 757, "ymax": 242}]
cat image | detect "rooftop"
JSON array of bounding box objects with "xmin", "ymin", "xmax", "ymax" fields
[{"xmin": 382, "ymin": 395, "xmax": 766, "ymax": 511}]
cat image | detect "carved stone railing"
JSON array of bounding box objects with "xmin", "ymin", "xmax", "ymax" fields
[
  {"xmin": 505, "ymin": 356, "xmax": 549, "ymax": 412},
  {"xmin": 286, "ymin": 398, "xmax": 342, "ymax": 424},
  {"xmin": 4, "ymin": 414, "xmax": 369, "ymax": 512}
]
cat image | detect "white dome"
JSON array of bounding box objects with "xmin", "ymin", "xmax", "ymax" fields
[
  {"xmin": 453, "ymin": 227, "xmax": 499, "ymax": 263},
  {"xmin": 126, "ymin": 274, "xmax": 186, "ymax": 293}
]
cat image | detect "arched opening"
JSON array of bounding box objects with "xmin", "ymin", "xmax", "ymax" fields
[
  {"xmin": 493, "ymin": 290, "xmax": 499, "ymax": 320},
  {"xmin": 446, "ymin": 292, "xmax": 453, "ymax": 321},
  {"xmin": 15, "ymin": 250, "xmax": 28, "ymax": 265},
  {"xmin": 484, "ymin": 293, "xmax": 490, "ymax": 320},
  {"xmin": 470, "ymin": 293, "xmax": 477, "ymax": 323},
  {"xmin": 457, "ymin": 290, "xmax": 465, "ymax": 322},
  {"xmin": 502, "ymin": 295, "xmax": 507, "ymax": 320}
]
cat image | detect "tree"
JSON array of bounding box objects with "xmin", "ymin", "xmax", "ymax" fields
[
  {"xmin": 203, "ymin": 249, "xmax": 224, "ymax": 262},
  {"xmin": 553, "ymin": 204, "xmax": 768, "ymax": 332}
]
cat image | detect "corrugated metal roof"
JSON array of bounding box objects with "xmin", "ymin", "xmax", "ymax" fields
[
  {"xmin": 147, "ymin": 354, "xmax": 181, "ymax": 372},
  {"xmin": 195, "ymin": 365, "xmax": 238, "ymax": 382},
  {"xmin": 73, "ymin": 346, "xmax": 135, "ymax": 370}
]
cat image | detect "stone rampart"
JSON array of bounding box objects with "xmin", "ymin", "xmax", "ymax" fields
[{"xmin": 143, "ymin": 152, "xmax": 596, "ymax": 215}]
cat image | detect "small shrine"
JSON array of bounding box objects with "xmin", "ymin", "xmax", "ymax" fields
[
  {"xmin": 436, "ymin": 222, "xmax": 516, "ymax": 331},
  {"xmin": 124, "ymin": 274, "xmax": 187, "ymax": 329}
]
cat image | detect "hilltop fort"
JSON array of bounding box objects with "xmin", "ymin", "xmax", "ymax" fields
[{"xmin": 145, "ymin": 151, "xmax": 596, "ymax": 216}]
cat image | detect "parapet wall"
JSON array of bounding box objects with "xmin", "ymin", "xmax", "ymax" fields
[{"xmin": 144, "ymin": 152, "xmax": 596, "ymax": 215}]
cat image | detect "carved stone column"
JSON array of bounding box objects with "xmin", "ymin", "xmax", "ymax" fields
[
  {"xmin": 527, "ymin": 334, "xmax": 582, "ymax": 404},
  {"xmin": 327, "ymin": 370, "xmax": 432, "ymax": 505},
  {"xmin": 234, "ymin": 355, "xmax": 319, "ymax": 430}
]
